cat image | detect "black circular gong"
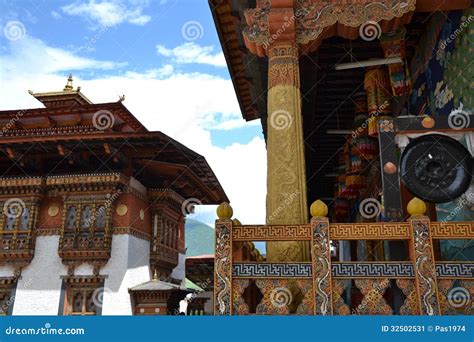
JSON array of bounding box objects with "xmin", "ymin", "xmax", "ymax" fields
[{"xmin": 400, "ymin": 134, "xmax": 473, "ymax": 203}]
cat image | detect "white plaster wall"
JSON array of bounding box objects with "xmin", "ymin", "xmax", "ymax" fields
[
  {"xmin": 171, "ymin": 252, "xmax": 185, "ymax": 284},
  {"xmin": 3, "ymin": 234, "xmax": 152, "ymax": 315},
  {"xmin": 75, "ymin": 263, "xmax": 94, "ymax": 276},
  {"xmin": 12, "ymin": 235, "xmax": 68, "ymax": 315},
  {"xmin": 100, "ymin": 234, "xmax": 150, "ymax": 315},
  {"xmin": 0, "ymin": 265, "xmax": 15, "ymax": 277}
]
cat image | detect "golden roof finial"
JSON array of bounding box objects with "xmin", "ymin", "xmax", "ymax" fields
[
  {"xmin": 152, "ymin": 269, "xmax": 159, "ymax": 281},
  {"xmin": 63, "ymin": 73, "xmax": 74, "ymax": 91}
]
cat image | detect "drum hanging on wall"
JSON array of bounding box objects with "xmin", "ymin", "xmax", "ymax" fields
[{"xmin": 400, "ymin": 134, "xmax": 473, "ymax": 203}]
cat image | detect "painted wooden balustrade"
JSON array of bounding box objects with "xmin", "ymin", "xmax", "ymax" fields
[{"xmin": 214, "ymin": 199, "xmax": 474, "ymax": 315}]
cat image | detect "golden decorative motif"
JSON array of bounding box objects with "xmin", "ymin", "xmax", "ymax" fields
[
  {"xmin": 311, "ymin": 217, "xmax": 332, "ymax": 315},
  {"xmin": 232, "ymin": 279, "xmax": 250, "ymax": 315},
  {"xmin": 232, "ymin": 218, "xmax": 241, "ymax": 225},
  {"xmin": 255, "ymin": 279, "xmax": 291, "ymax": 315},
  {"xmin": 410, "ymin": 217, "xmax": 441, "ymax": 315},
  {"xmin": 310, "ymin": 200, "xmax": 328, "ymax": 218},
  {"xmin": 431, "ymin": 222, "xmax": 474, "ymax": 239},
  {"xmin": 116, "ymin": 204, "xmax": 128, "ymax": 216},
  {"xmin": 295, "ymin": 279, "xmax": 314, "ymax": 315},
  {"xmin": 48, "ymin": 205, "xmax": 59, "ymax": 217},
  {"xmin": 0, "ymin": 177, "xmax": 43, "ymax": 188},
  {"xmin": 332, "ymin": 279, "xmax": 350, "ymax": 315},
  {"xmin": 407, "ymin": 197, "xmax": 427, "ymax": 216},
  {"xmin": 232, "ymin": 224, "xmax": 311, "ymax": 241},
  {"xmin": 231, "ymin": 222, "xmax": 416, "ymax": 241},
  {"xmin": 354, "ymin": 279, "xmax": 392, "ymax": 315},
  {"xmin": 396, "ymin": 278, "xmax": 420, "ymax": 315},
  {"xmin": 329, "ymin": 222, "xmax": 410, "ymax": 240},
  {"xmin": 266, "ymin": 42, "xmax": 309, "ymax": 262},
  {"xmin": 214, "ymin": 220, "xmax": 232, "ymax": 315},
  {"xmin": 438, "ymin": 279, "xmax": 473, "ymax": 315},
  {"xmin": 216, "ymin": 202, "xmax": 233, "ymax": 220},
  {"xmin": 139, "ymin": 209, "xmax": 144, "ymax": 221},
  {"xmin": 243, "ymin": 0, "xmax": 416, "ymax": 52}
]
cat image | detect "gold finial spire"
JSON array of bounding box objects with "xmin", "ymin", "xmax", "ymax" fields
[
  {"xmin": 63, "ymin": 73, "xmax": 74, "ymax": 91},
  {"xmin": 152, "ymin": 269, "xmax": 159, "ymax": 280}
]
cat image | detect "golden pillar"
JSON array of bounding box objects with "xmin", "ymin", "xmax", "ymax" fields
[{"xmin": 266, "ymin": 42, "xmax": 309, "ymax": 261}]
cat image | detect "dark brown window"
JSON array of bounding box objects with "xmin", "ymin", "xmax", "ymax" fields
[{"xmin": 65, "ymin": 281, "xmax": 103, "ymax": 316}]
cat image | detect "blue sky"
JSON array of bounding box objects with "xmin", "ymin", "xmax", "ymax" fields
[{"xmin": 0, "ymin": 0, "xmax": 267, "ymax": 227}]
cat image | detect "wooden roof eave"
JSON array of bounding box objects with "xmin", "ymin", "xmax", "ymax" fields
[
  {"xmin": 0, "ymin": 131, "xmax": 229, "ymax": 204},
  {"xmin": 134, "ymin": 159, "xmax": 227, "ymax": 205},
  {"xmin": 0, "ymin": 102, "xmax": 147, "ymax": 132}
]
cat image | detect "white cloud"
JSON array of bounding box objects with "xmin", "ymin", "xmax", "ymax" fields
[
  {"xmin": 51, "ymin": 11, "xmax": 62, "ymax": 19},
  {"xmin": 0, "ymin": 36, "xmax": 125, "ymax": 81},
  {"xmin": 61, "ymin": 0, "xmax": 151, "ymax": 27},
  {"xmin": 156, "ymin": 42, "xmax": 226, "ymax": 68},
  {"xmin": 0, "ymin": 37, "xmax": 266, "ymax": 225},
  {"xmin": 211, "ymin": 118, "xmax": 261, "ymax": 131}
]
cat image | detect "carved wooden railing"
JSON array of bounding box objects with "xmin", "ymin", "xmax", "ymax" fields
[
  {"xmin": 59, "ymin": 229, "xmax": 112, "ymax": 263},
  {"xmin": 214, "ymin": 200, "xmax": 474, "ymax": 315}
]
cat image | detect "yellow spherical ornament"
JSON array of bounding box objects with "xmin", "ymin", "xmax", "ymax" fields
[
  {"xmin": 232, "ymin": 218, "xmax": 242, "ymax": 225},
  {"xmin": 310, "ymin": 200, "xmax": 328, "ymax": 217},
  {"xmin": 216, "ymin": 202, "xmax": 233, "ymax": 219},
  {"xmin": 407, "ymin": 197, "xmax": 427, "ymax": 216}
]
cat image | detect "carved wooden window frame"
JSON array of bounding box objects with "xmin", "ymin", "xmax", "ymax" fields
[
  {"xmin": 63, "ymin": 278, "xmax": 104, "ymax": 316},
  {"xmin": 0, "ymin": 199, "xmax": 38, "ymax": 252},
  {"xmin": 60, "ymin": 199, "xmax": 113, "ymax": 244},
  {"xmin": 0, "ymin": 277, "xmax": 17, "ymax": 316}
]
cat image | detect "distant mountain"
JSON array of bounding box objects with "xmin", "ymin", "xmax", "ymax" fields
[{"xmin": 185, "ymin": 218, "xmax": 214, "ymax": 257}]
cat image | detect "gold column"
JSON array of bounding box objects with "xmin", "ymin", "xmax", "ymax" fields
[{"xmin": 266, "ymin": 42, "xmax": 309, "ymax": 261}]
